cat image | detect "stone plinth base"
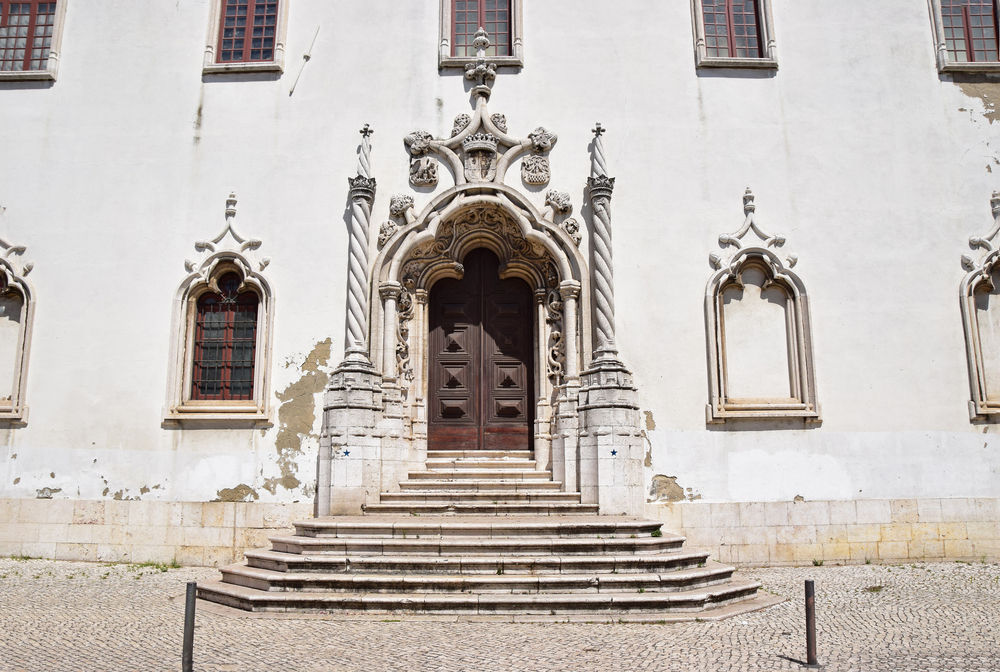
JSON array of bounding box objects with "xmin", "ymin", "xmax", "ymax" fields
[
  {"xmin": 578, "ymin": 356, "xmax": 644, "ymax": 516},
  {"xmin": 0, "ymin": 498, "xmax": 313, "ymax": 567},
  {"xmin": 646, "ymin": 497, "xmax": 1000, "ymax": 565}
]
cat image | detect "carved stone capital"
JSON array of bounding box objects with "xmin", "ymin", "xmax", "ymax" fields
[
  {"xmin": 379, "ymin": 281, "xmax": 402, "ymax": 301},
  {"xmin": 348, "ymin": 175, "xmax": 376, "ymax": 203},
  {"xmin": 558, "ymin": 280, "xmax": 581, "ymax": 301},
  {"xmin": 587, "ymin": 175, "xmax": 615, "ymax": 201},
  {"xmin": 414, "ymin": 288, "xmax": 429, "ymax": 305}
]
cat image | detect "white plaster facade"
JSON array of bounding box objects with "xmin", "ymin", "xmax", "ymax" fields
[{"xmin": 1, "ymin": 0, "xmax": 999, "ymax": 565}]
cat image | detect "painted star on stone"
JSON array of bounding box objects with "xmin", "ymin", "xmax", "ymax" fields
[
  {"xmin": 611, "ymin": 449, "xmax": 617, "ymax": 456},
  {"xmin": 343, "ymin": 450, "xmax": 350, "ymax": 457}
]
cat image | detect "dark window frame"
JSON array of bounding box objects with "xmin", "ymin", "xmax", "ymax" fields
[
  {"xmin": 0, "ymin": 1, "xmax": 56, "ymax": 73},
  {"xmin": 450, "ymin": 0, "xmax": 512, "ymax": 58},
  {"xmin": 702, "ymin": 0, "xmax": 765, "ymax": 60},
  {"xmin": 942, "ymin": 0, "xmax": 1000, "ymax": 63},
  {"xmin": 215, "ymin": 0, "xmax": 279, "ymax": 64},
  {"xmin": 191, "ymin": 273, "xmax": 260, "ymax": 401}
]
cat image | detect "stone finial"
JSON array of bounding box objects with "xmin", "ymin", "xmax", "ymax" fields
[
  {"xmin": 464, "ymin": 28, "xmax": 497, "ymax": 98},
  {"xmin": 225, "ymin": 192, "xmax": 238, "ymax": 217},
  {"xmin": 743, "ymin": 187, "xmax": 756, "ymax": 214},
  {"xmin": 358, "ymin": 124, "xmax": 373, "ymax": 179}
]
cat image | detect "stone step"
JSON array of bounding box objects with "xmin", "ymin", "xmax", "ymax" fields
[
  {"xmin": 243, "ymin": 549, "xmax": 710, "ymax": 575},
  {"xmin": 425, "ymin": 459, "xmax": 537, "ymax": 470},
  {"xmin": 427, "ymin": 451, "xmax": 533, "ymax": 460},
  {"xmin": 377, "ymin": 491, "xmax": 581, "ymax": 504},
  {"xmin": 363, "ymin": 502, "xmax": 600, "ymax": 516},
  {"xmin": 398, "ymin": 480, "xmax": 564, "ymax": 492},
  {"xmin": 407, "ymin": 469, "xmax": 553, "ymax": 481},
  {"xmin": 219, "ymin": 562, "xmax": 735, "ymax": 594},
  {"xmin": 197, "ymin": 578, "xmax": 762, "ymax": 615},
  {"xmin": 266, "ymin": 535, "xmax": 685, "ymax": 557},
  {"xmin": 293, "ymin": 516, "xmax": 666, "ymax": 539}
]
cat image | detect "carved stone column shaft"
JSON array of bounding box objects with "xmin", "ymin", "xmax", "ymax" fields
[
  {"xmin": 346, "ymin": 125, "xmax": 376, "ymax": 354},
  {"xmin": 587, "ymin": 124, "xmax": 617, "ymax": 358}
]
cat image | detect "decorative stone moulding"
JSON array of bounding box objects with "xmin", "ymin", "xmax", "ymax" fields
[
  {"xmin": 690, "ymin": 0, "xmax": 778, "ymax": 70},
  {"xmin": 959, "ymin": 191, "xmax": 1000, "ymax": 420},
  {"xmin": 438, "ymin": 0, "xmax": 524, "ymax": 69},
  {"xmin": 705, "ymin": 189, "xmax": 819, "ymax": 424},
  {"xmin": 928, "ymin": 0, "xmax": 1000, "ymax": 73},
  {"xmin": 163, "ymin": 193, "xmax": 275, "ymax": 425},
  {"xmin": 0, "ymin": 233, "xmax": 35, "ymax": 422},
  {"xmin": 202, "ymin": 0, "xmax": 290, "ymax": 74}
]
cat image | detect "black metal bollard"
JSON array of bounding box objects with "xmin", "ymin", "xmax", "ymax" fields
[
  {"xmin": 805, "ymin": 579, "xmax": 818, "ymax": 667},
  {"xmin": 182, "ymin": 582, "xmax": 197, "ymax": 672}
]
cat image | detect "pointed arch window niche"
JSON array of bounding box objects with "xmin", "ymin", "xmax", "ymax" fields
[
  {"xmin": 705, "ymin": 189, "xmax": 819, "ymax": 423},
  {"xmin": 163, "ymin": 194, "xmax": 274, "ymax": 425},
  {"xmin": 0, "ymin": 236, "xmax": 34, "ymax": 422},
  {"xmin": 959, "ymin": 191, "xmax": 1000, "ymax": 420}
]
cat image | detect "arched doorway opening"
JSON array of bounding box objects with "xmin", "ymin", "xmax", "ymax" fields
[{"xmin": 427, "ymin": 248, "xmax": 535, "ymax": 452}]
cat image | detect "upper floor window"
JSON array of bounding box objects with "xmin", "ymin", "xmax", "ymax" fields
[
  {"xmin": 439, "ymin": 0, "xmax": 522, "ymax": 68},
  {"xmin": 203, "ymin": 0, "xmax": 288, "ymax": 74},
  {"xmin": 0, "ymin": 0, "xmax": 65, "ymax": 81},
  {"xmin": 452, "ymin": 0, "xmax": 510, "ymax": 57},
  {"xmin": 691, "ymin": 0, "xmax": 778, "ymax": 70},
  {"xmin": 931, "ymin": 0, "xmax": 1000, "ymax": 71}
]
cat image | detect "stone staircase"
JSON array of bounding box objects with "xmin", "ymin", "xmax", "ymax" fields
[{"xmin": 197, "ymin": 450, "xmax": 769, "ymax": 618}]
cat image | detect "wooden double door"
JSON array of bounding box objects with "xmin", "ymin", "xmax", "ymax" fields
[{"xmin": 428, "ymin": 249, "xmax": 535, "ymax": 451}]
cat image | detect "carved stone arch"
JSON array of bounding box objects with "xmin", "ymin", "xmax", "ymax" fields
[
  {"xmin": 0, "ymin": 240, "xmax": 35, "ymax": 422},
  {"xmin": 706, "ymin": 190, "xmax": 820, "ymax": 424},
  {"xmin": 163, "ymin": 194, "xmax": 275, "ymax": 425}
]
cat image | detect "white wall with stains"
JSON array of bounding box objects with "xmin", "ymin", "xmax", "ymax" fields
[{"xmin": 0, "ymin": 0, "xmax": 998, "ymax": 508}]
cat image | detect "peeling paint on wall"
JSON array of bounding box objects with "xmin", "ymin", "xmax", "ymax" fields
[
  {"xmin": 954, "ymin": 76, "xmax": 1000, "ymax": 123},
  {"xmin": 648, "ymin": 475, "xmax": 702, "ymax": 503},
  {"xmin": 263, "ymin": 338, "xmax": 332, "ymax": 495},
  {"xmin": 643, "ymin": 411, "xmax": 656, "ymax": 431},
  {"xmin": 216, "ymin": 483, "xmax": 259, "ymax": 502}
]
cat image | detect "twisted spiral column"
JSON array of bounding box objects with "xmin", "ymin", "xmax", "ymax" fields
[
  {"xmin": 587, "ymin": 124, "xmax": 617, "ymax": 358},
  {"xmin": 346, "ymin": 126, "xmax": 376, "ymax": 355}
]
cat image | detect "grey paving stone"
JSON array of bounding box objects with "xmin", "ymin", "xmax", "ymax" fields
[{"xmin": 0, "ymin": 558, "xmax": 998, "ymax": 671}]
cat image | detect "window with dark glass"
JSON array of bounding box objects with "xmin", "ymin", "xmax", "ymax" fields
[
  {"xmin": 0, "ymin": 2, "xmax": 55, "ymax": 72},
  {"xmin": 943, "ymin": 0, "xmax": 999, "ymax": 63},
  {"xmin": 216, "ymin": 0, "xmax": 278, "ymax": 63},
  {"xmin": 702, "ymin": 0, "xmax": 763, "ymax": 59},
  {"xmin": 192, "ymin": 273, "xmax": 259, "ymax": 401},
  {"xmin": 452, "ymin": 0, "xmax": 510, "ymax": 57}
]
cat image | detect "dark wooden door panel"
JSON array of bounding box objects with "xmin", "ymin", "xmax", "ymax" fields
[{"xmin": 429, "ymin": 248, "xmax": 533, "ymax": 451}]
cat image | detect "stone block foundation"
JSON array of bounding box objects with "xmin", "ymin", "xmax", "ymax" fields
[
  {"xmin": 0, "ymin": 499, "xmax": 313, "ymax": 567},
  {"xmin": 646, "ymin": 498, "xmax": 1000, "ymax": 565}
]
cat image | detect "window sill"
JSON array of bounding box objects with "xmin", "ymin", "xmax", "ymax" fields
[
  {"xmin": 0, "ymin": 405, "xmax": 28, "ymax": 422},
  {"xmin": 706, "ymin": 403, "xmax": 820, "ymax": 424},
  {"xmin": 0, "ymin": 69, "xmax": 56, "ymax": 81},
  {"xmin": 202, "ymin": 61, "xmax": 283, "ymax": 75},
  {"xmin": 439, "ymin": 54, "xmax": 523, "ymax": 69},
  {"xmin": 940, "ymin": 61, "xmax": 1000, "ymax": 74},
  {"xmin": 696, "ymin": 55, "xmax": 778, "ymax": 70},
  {"xmin": 163, "ymin": 403, "xmax": 273, "ymax": 426}
]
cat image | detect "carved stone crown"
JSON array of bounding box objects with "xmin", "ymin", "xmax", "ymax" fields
[
  {"xmin": 587, "ymin": 175, "xmax": 616, "ymax": 200},
  {"xmin": 348, "ymin": 175, "xmax": 377, "ymax": 203},
  {"xmin": 462, "ymin": 132, "xmax": 499, "ymax": 154}
]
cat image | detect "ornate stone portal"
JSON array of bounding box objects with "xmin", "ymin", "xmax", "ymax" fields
[{"xmin": 318, "ymin": 31, "xmax": 644, "ymax": 517}]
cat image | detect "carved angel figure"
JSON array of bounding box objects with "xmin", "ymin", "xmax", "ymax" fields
[
  {"xmin": 404, "ymin": 130, "xmax": 434, "ymax": 155},
  {"xmin": 410, "ymin": 156, "xmax": 439, "ymax": 187}
]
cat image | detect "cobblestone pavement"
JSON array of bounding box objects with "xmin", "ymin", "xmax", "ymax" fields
[{"xmin": 1, "ymin": 558, "xmax": 999, "ymax": 671}]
